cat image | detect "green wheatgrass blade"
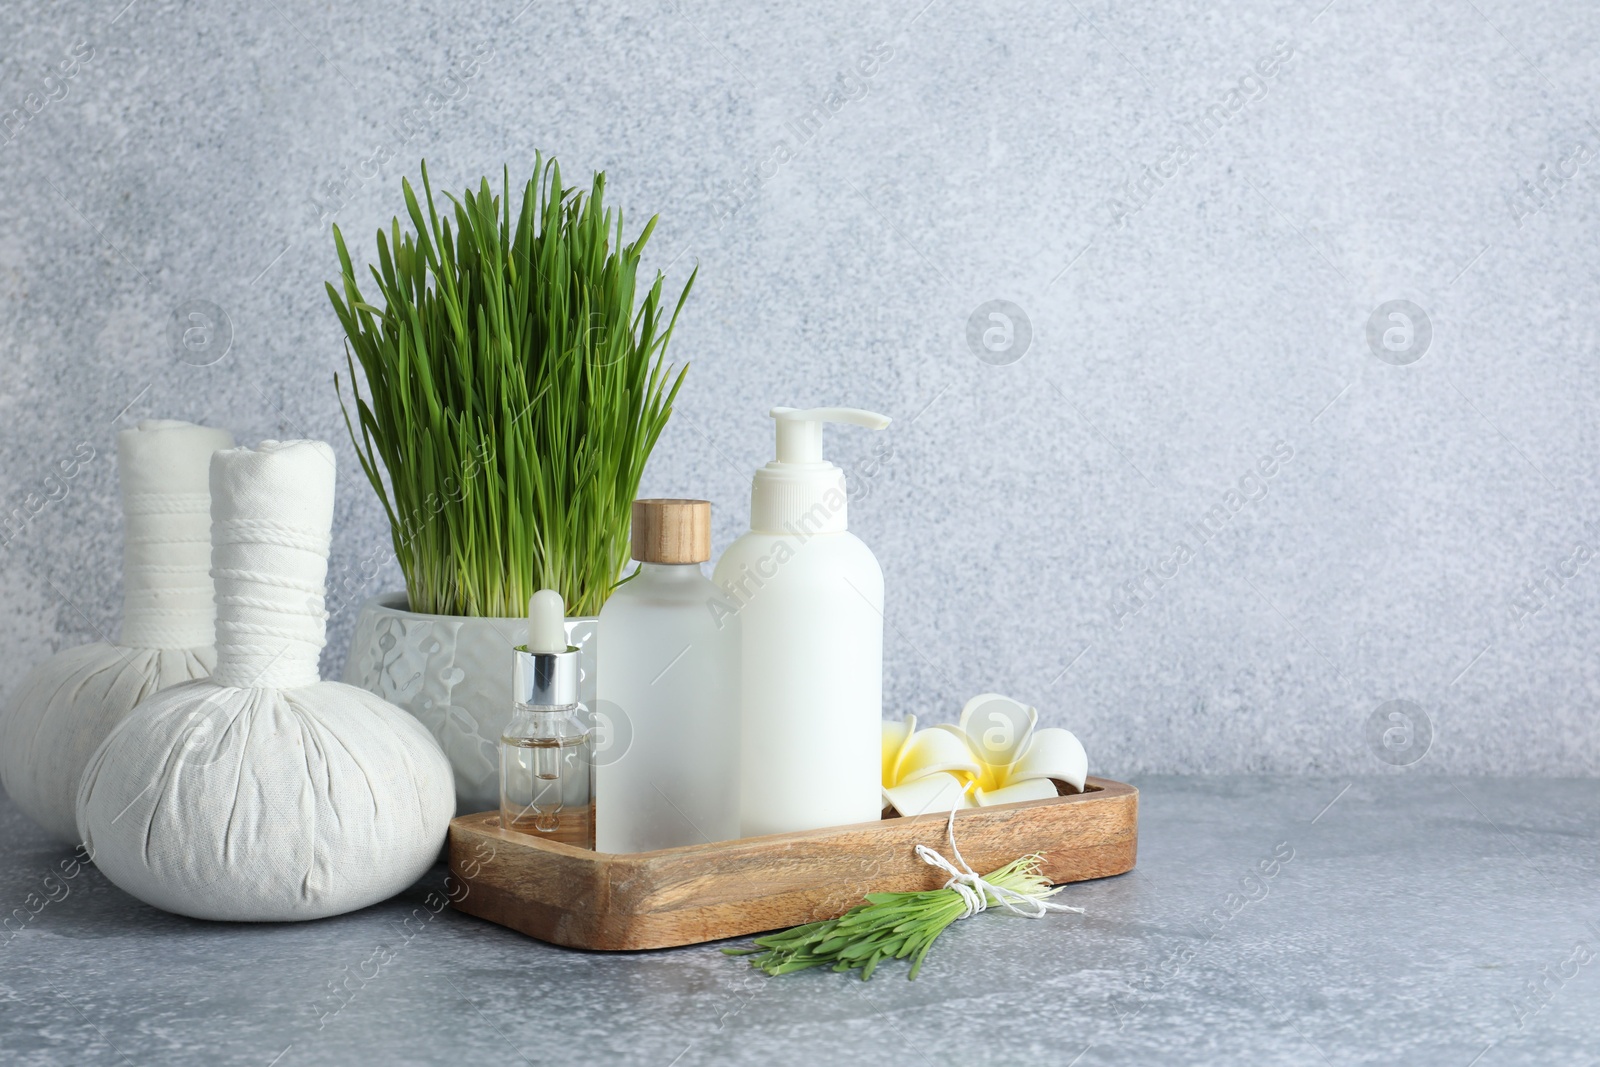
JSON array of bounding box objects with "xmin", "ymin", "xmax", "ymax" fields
[
  {"xmin": 724, "ymin": 854, "xmax": 1066, "ymax": 981},
  {"xmin": 330, "ymin": 155, "xmax": 691, "ymax": 618}
]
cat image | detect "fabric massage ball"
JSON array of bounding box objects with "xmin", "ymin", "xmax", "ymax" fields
[
  {"xmin": 0, "ymin": 419, "xmax": 234, "ymax": 843},
  {"xmin": 76, "ymin": 439, "xmax": 455, "ymax": 922}
]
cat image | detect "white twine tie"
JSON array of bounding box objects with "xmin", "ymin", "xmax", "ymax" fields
[{"xmin": 913, "ymin": 781, "xmax": 1085, "ymax": 920}]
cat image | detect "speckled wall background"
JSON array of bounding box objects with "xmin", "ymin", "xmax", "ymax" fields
[{"xmin": 2, "ymin": 0, "xmax": 1595, "ymax": 775}]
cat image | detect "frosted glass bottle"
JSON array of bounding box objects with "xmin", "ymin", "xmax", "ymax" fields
[
  {"xmin": 594, "ymin": 500, "xmax": 740, "ymax": 853},
  {"xmin": 711, "ymin": 406, "xmax": 891, "ymax": 837}
]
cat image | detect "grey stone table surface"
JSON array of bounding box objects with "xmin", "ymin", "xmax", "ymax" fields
[{"xmin": 0, "ymin": 777, "xmax": 1595, "ymax": 1067}]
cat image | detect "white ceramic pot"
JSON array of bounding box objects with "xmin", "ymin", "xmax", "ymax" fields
[{"xmin": 342, "ymin": 593, "xmax": 597, "ymax": 815}]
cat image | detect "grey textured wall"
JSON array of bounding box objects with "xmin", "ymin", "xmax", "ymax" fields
[{"xmin": 2, "ymin": 0, "xmax": 1596, "ymax": 775}]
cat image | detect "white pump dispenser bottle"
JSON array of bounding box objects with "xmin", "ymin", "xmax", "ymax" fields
[{"xmin": 712, "ymin": 406, "xmax": 891, "ymax": 836}]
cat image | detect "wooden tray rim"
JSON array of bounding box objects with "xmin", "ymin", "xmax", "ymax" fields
[{"xmin": 450, "ymin": 775, "xmax": 1136, "ymax": 864}]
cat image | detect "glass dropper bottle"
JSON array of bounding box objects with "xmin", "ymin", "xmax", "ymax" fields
[{"xmin": 499, "ymin": 589, "xmax": 594, "ymax": 848}]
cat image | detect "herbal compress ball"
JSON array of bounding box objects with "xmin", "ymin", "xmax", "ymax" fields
[
  {"xmin": 0, "ymin": 419, "xmax": 234, "ymax": 843},
  {"xmin": 76, "ymin": 440, "xmax": 455, "ymax": 922}
]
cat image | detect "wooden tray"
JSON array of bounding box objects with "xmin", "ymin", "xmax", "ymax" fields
[{"xmin": 446, "ymin": 776, "xmax": 1137, "ymax": 951}]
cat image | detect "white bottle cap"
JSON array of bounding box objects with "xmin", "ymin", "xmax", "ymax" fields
[{"xmin": 749, "ymin": 406, "xmax": 890, "ymax": 534}]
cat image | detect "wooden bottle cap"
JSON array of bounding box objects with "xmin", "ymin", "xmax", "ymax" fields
[{"xmin": 631, "ymin": 499, "xmax": 711, "ymax": 564}]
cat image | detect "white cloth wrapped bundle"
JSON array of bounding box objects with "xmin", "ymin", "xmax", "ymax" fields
[
  {"xmin": 0, "ymin": 419, "xmax": 234, "ymax": 842},
  {"xmin": 76, "ymin": 440, "xmax": 455, "ymax": 922}
]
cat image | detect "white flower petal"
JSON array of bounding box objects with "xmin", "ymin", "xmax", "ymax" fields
[
  {"xmin": 957, "ymin": 693, "xmax": 1038, "ymax": 770},
  {"xmin": 1008, "ymin": 727, "xmax": 1088, "ymax": 791},
  {"xmin": 972, "ymin": 778, "xmax": 1061, "ymax": 807},
  {"xmin": 896, "ymin": 725, "xmax": 982, "ymax": 784},
  {"xmin": 881, "ymin": 715, "xmax": 917, "ymax": 784},
  {"xmin": 883, "ymin": 773, "xmax": 975, "ymax": 818}
]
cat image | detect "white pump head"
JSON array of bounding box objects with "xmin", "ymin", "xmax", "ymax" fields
[{"xmin": 750, "ymin": 406, "xmax": 891, "ymax": 534}]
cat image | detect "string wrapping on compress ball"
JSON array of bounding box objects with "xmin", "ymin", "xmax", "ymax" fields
[
  {"xmin": 117, "ymin": 419, "xmax": 229, "ymax": 650},
  {"xmin": 207, "ymin": 443, "xmax": 335, "ymax": 689}
]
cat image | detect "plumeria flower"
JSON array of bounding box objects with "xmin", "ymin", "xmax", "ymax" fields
[
  {"xmin": 881, "ymin": 712, "xmax": 981, "ymax": 817},
  {"xmin": 882, "ymin": 694, "xmax": 1088, "ymax": 817}
]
